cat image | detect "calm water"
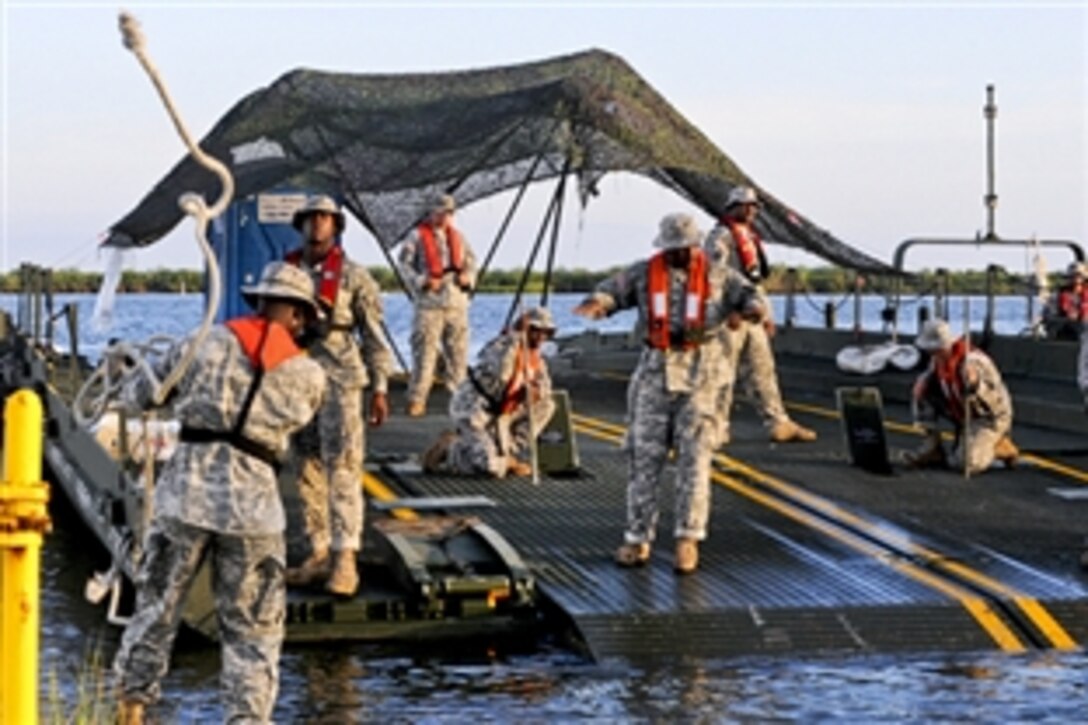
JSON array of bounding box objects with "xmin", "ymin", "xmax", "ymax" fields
[{"xmin": 27, "ymin": 293, "xmax": 1088, "ymax": 721}]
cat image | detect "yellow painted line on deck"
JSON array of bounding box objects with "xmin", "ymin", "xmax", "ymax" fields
[
  {"xmin": 571, "ymin": 420, "xmax": 1027, "ymax": 653},
  {"xmin": 360, "ymin": 471, "xmax": 419, "ymax": 521},
  {"xmin": 575, "ymin": 411, "xmax": 1079, "ymax": 651}
]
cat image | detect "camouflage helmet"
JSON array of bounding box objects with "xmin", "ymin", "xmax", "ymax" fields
[
  {"xmin": 522, "ymin": 306, "xmax": 557, "ymax": 332},
  {"xmin": 291, "ymin": 194, "xmax": 345, "ymax": 233},
  {"xmin": 241, "ymin": 261, "xmax": 320, "ymax": 319}
]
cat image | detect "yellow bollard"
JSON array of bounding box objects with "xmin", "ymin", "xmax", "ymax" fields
[{"xmin": 0, "ymin": 389, "xmax": 50, "ymax": 725}]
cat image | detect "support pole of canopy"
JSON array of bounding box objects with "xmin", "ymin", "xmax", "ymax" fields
[
  {"xmin": 503, "ymin": 176, "xmax": 564, "ymax": 331},
  {"xmin": 474, "ymin": 152, "xmax": 546, "ymax": 295},
  {"xmin": 540, "ymin": 159, "xmax": 571, "ymax": 308}
]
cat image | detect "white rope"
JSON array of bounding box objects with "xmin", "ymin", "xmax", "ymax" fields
[{"xmin": 73, "ymin": 12, "xmax": 232, "ymax": 426}]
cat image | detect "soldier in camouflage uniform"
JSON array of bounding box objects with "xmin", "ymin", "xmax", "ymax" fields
[
  {"xmin": 574, "ymin": 213, "xmax": 762, "ymax": 574},
  {"xmin": 705, "ymin": 186, "xmax": 816, "ymax": 444},
  {"xmin": 283, "ymin": 196, "xmax": 393, "ymax": 598},
  {"xmin": 422, "ymin": 307, "xmax": 557, "ymax": 479},
  {"xmin": 398, "ymin": 193, "xmax": 477, "ymax": 416},
  {"xmin": 904, "ymin": 319, "xmax": 1019, "ymax": 474},
  {"xmin": 113, "ymin": 262, "xmax": 327, "ymax": 725}
]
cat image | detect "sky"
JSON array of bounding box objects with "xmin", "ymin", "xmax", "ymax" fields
[{"xmin": 2, "ymin": 1, "xmax": 1086, "ymax": 278}]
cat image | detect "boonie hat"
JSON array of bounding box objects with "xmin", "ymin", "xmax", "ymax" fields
[
  {"xmin": 914, "ymin": 319, "xmax": 955, "ymax": 353},
  {"xmin": 652, "ymin": 213, "xmax": 702, "ymax": 250},
  {"xmin": 241, "ymin": 261, "xmax": 321, "ymax": 319},
  {"xmin": 522, "ymin": 307, "xmax": 557, "ymax": 333},
  {"xmin": 725, "ymin": 186, "xmax": 761, "ymax": 209},
  {"xmin": 292, "ymin": 195, "xmax": 345, "ymax": 233},
  {"xmin": 426, "ymin": 192, "xmax": 457, "ymax": 215}
]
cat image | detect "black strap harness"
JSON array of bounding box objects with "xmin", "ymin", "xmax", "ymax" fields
[{"xmin": 180, "ymin": 322, "xmax": 281, "ymax": 473}]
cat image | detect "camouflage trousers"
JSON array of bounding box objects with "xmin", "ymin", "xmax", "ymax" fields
[
  {"xmin": 623, "ymin": 366, "xmax": 718, "ymax": 543},
  {"xmin": 715, "ymin": 320, "xmax": 789, "ymax": 438},
  {"xmin": 914, "ymin": 375, "xmax": 1012, "ymax": 475},
  {"xmin": 447, "ymin": 399, "xmax": 555, "ymax": 477},
  {"xmin": 407, "ymin": 305, "xmax": 469, "ymax": 407},
  {"xmin": 291, "ymin": 381, "xmax": 365, "ymax": 553},
  {"xmin": 113, "ymin": 516, "xmax": 284, "ymax": 723}
]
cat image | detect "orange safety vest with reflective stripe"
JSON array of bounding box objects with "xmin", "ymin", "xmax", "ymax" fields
[
  {"xmin": 418, "ymin": 223, "xmax": 465, "ymax": 280},
  {"xmin": 646, "ymin": 249, "xmax": 708, "ymax": 351}
]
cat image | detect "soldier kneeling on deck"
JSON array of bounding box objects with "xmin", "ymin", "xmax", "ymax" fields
[
  {"xmin": 113, "ymin": 262, "xmax": 326, "ymax": 724},
  {"xmin": 422, "ymin": 307, "xmax": 557, "ymax": 479},
  {"xmin": 904, "ymin": 319, "xmax": 1019, "ymax": 474}
]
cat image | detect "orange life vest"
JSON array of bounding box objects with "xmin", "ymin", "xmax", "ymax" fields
[
  {"xmin": 418, "ymin": 222, "xmax": 465, "ymax": 280},
  {"xmin": 934, "ymin": 337, "xmax": 970, "ymax": 423},
  {"xmin": 285, "ymin": 245, "xmax": 344, "ymax": 310},
  {"xmin": 724, "ymin": 219, "xmax": 766, "ymax": 281},
  {"xmin": 646, "ymin": 249, "xmax": 708, "ymax": 351},
  {"xmin": 225, "ymin": 317, "xmax": 301, "ymax": 372},
  {"xmin": 498, "ymin": 343, "xmax": 543, "ymax": 416}
]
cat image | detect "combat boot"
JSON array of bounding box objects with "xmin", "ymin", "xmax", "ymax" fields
[
  {"xmin": 117, "ymin": 700, "xmax": 144, "ymax": 725},
  {"xmin": 614, "ymin": 542, "xmax": 651, "ymax": 568},
  {"xmin": 406, "ymin": 401, "xmax": 426, "ymax": 418},
  {"xmin": 505, "ymin": 457, "xmax": 532, "ymax": 478},
  {"xmin": 994, "ymin": 435, "xmax": 1020, "ymax": 468},
  {"xmin": 326, "ymin": 549, "xmax": 359, "ymax": 597},
  {"xmin": 903, "ymin": 432, "xmax": 947, "ymax": 469},
  {"xmin": 674, "ymin": 538, "xmax": 699, "ymax": 574},
  {"xmin": 421, "ymin": 430, "xmax": 456, "ymax": 473},
  {"xmin": 285, "ymin": 547, "xmax": 331, "ymax": 587},
  {"xmin": 770, "ymin": 419, "xmax": 818, "ymax": 443}
]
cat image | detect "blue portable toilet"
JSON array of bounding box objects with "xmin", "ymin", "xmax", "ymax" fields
[{"xmin": 207, "ymin": 189, "xmax": 339, "ymax": 321}]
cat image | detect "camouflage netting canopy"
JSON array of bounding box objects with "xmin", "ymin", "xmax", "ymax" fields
[{"xmin": 105, "ymin": 49, "xmax": 888, "ymax": 272}]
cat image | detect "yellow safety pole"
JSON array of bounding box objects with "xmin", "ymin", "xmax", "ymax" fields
[{"xmin": 0, "ymin": 389, "xmax": 50, "ymax": 724}]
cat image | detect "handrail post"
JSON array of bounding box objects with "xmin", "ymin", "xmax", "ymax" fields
[
  {"xmin": 784, "ymin": 267, "xmax": 797, "ymax": 330},
  {"xmin": 0, "ymin": 389, "xmax": 50, "ymax": 725}
]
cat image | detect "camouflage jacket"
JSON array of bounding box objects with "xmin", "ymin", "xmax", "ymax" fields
[
  {"xmin": 584, "ymin": 258, "xmax": 758, "ymax": 393},
  {"xmin": 123, "ymin": 324, "xmax": 327, "ymax": 536},
  {"xmin": 297, "ymin": 253, "xmax": 393, "ymax": 392},
  {"xmin": 922, "ymin": 349, "xmax": 1013, "ymax": 424},
  {"xmin": 398, "ymin": 225, "xmax": 478, "ymax": 311},
  {"xmin": 449, "ymin": 331, "xmax": 553, "ymax": 432}
]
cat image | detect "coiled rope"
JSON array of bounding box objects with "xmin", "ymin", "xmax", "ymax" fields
[{"xmin": 74, "ymin": 12, "xmax": 232, "ymax": 426}]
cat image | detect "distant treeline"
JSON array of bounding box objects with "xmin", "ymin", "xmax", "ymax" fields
[{"xmin": 4, "ymin": 264, "xmax": 1055, "ymax": 296}]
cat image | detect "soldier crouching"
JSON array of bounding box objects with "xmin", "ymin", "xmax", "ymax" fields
[
  {"xmin": 905, "ymin": 319, "xmax": 1019, "ymax": 475},
  {"xmin": 422, "ymin": 307, "xmax": 557, "ymax": 479}
]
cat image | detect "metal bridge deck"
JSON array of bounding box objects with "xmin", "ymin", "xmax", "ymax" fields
[{"xmin": 368, "ymin": 364, "xmax": 1088, "ymax": 661}]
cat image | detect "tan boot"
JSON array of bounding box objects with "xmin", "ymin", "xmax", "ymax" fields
[
  {"xmin": 903, "ymin": 432, "xmax": 947, "ymax": 469},
  {"xmin": 117, "ymin": 700, "xmax": 144, "ymax": 725},
  {"xmin": 674, "ymin": 538, "xmax": 699, "ymax": 574},
  {"xmin": 505, "ymin": 457, "xmax": 532, "ymax": 478},
  {"xmin": 285, "ymin": 547, "xmax": 331, "ymax": 587},
  {"xmin": 326, "ymin": 549, "xmax": 359, "ymax": 597},
  {"xmin": 994, "ymin": 435, "xmax": 1019, "ymax": 468},
  {"xmin": 614, "ymin": 542, "xmax": 651, "ymax": 568},
  {"xmin": 421, "ymin": 430, "xmax": 456, "ymax": 473},
  {"xmin": 770, "ymin": 419, "xmax": 817, "ymax": 443},
  {"xmin": 406, "ymin": 401, "xmax": 426, "ymax": 418}
]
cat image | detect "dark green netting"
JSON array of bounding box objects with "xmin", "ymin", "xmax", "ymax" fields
[{"xmin": 105, "ymin": 49, "xmax": 889, "ymax": 272}]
